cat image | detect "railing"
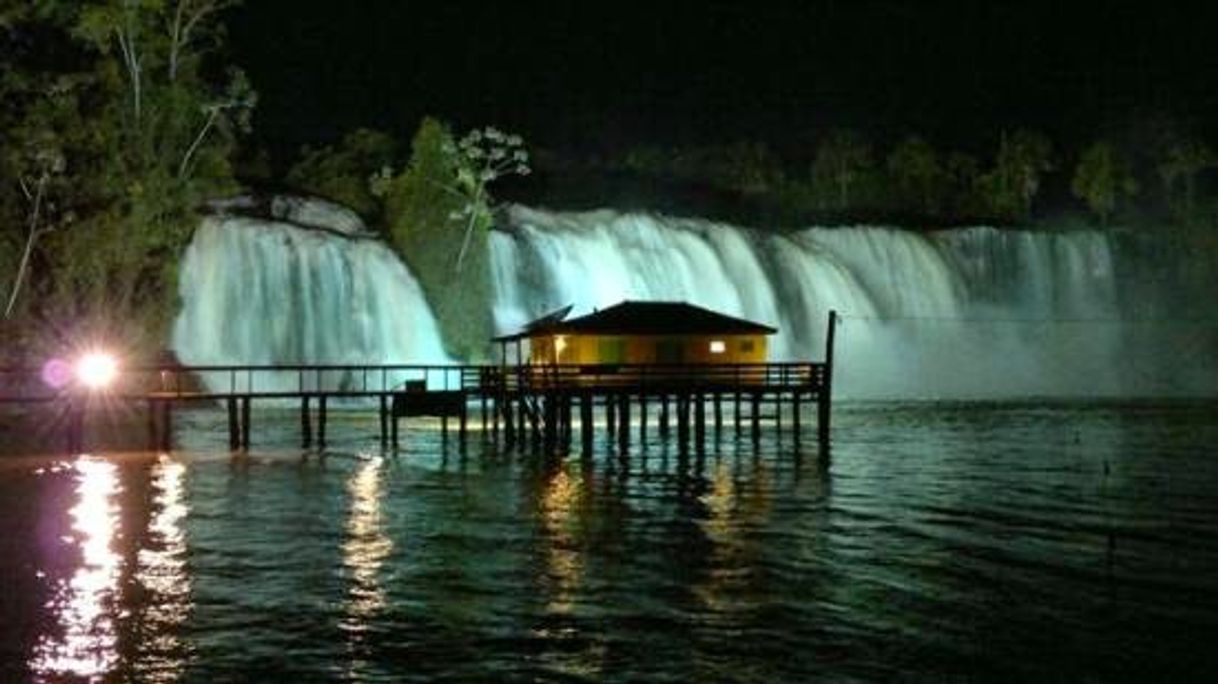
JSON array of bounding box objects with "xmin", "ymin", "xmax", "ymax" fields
[{"xmin": 0, "ymin": 361, "xmax": 825, "ymax": 402}]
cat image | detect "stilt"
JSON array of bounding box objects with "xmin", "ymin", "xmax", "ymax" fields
[
  {"xmin": 751, "ymin": 391, "xmax": 760, "ymax": 448},
  {"xmin": 391, "ymin": 414, "xmax": 399, "ymax": 450},
  {"xmin": 379, "ymin": 395, "xmax": 388, "ymax": 447},
  {"xmin": 481, "ymin": 394, "xmax": 488, "ymax": 436},
  {"xmin": 459, "ymin": 394, "xmax": 469, "ymax": 449},
  {"xmin": 159, "ymin": 401, "xmax": 172, "ymax": 452},
  {"xmin": 638, "ymin": 394, "xmax": 648, "ymax": 446},
  {"xmin": 147, "ymin": 399, "xmax": 158, "ymax": 451},
  {"xmin": 503, "ymin": 396, "xmax": 516, "ymax": 449},
  {"xmin": 606, "ymin": 395, "xmax": 617, "ymax": 440},
  {"xmin": 227, "ymin": 397, "xmax": 239, "ymax": 451},
  {"xmin": 580, "ymin": 392, "xmax": 593, "ymax": 455},
  {"xmin": 240, "ymin": 396, "xmax": 251, "ymax": 450},
  {"xmin": 818, "ymin": 310, "xmax": 838, "ymax": 452},
  {"xmin": 694, "ymin": 392, "xmax": 706, "ymax": 454},
  {"xmin": 677, "ymin": 394, "xmax": 690, "ymax": 454},
  {"xmin": 713, "ymin": 392, "xmax": 723, "ymax": 440},
  {"xmin": 734, "ymin": 389, "xmax": 742, "ymax": 435},
  {"xmin": 660, "ymin": 394, "xmax": 670, "ymax": 437},
  {"xmin": 792, "ymin": 391, "xmax": 802, "ymax": 442},
  {"xmin": 318, "ymin": 395, "xmax": 328, "ymax": 448},
  {"xmin": 301, "ymin": 396, "xmax": 312, "ymax": 448},
  {"xmin": 618, "ymin": 393, "xmax": 631, "ymax": 453}
]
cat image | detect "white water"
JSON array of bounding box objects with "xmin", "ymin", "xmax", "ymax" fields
[
  {"xmin": 172, "ymin": 198, "xmax": 1215, "ymax": 399},
  {"xmin": 492, "ymin": 206, "xmax": 1215, "ymax": 398},
  {"xmin": 172, "ymin": 205, "xmax": 448, "ymax": 393}
]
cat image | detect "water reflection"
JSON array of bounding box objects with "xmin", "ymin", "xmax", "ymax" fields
[
  {"xmin": 341, "ymin": 456, "xmax": 392, "ymax": 642},
  {"xmin": 538, "ymin": 463, "xmax": 585, "ymax": 617},
  {"xmin": 30, "ymin": 456, "xmax": 122, "ymax": 680},
  {"xmin": 694, "ymin": 460, "xmax": 773, "ymax": 613},
  {"xmin": 133, "ymin": 455, "xmax": 193, "ymax": 681}
]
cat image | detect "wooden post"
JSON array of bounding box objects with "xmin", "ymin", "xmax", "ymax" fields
[
  {"xmin": 159, "ymin": 401, "xmax": 172, "ymax": 452},
  {"xmin": 694, "ymin": 392, "xmax": 706, "ymax": 454},
  {"xmin": 713, "ymin": 392, "xmax": 722, "ymax": 440},
  {"xmin": 301, "ymin": 396, "xmax": 312, "ymax": 448},
  {"xmin": 240, "ymin": 396, "xmax": 251, "ymax": 450},
  {"xmin": 638, "ymin": 393, "xmax": 648, "ymax": 446},
  {"xmin": 818, "ymin": 310, "xmax": 838, "ymax": 451},
  {"xmin": 318, "ymin": 395, "xmax": 328, "ymax": 448},
  {"xmin": 618, "ymin": 393, "xmax": 631, "ymax": 453},
  {"xmin": 677, "ymin": 394, "xmax": 690, "ymax": 454},
  {"xmin": 580, "ymin": 392, "xmax": 593, "ymax": 455},
  {"xmin": 147, "ymin": 399, "xmax": 158, "ymax": 451},
  {"xmin": 379, "ymin": 395, "xmax": 388, "ymax": 447},
  {"xmin": 751, "ymin": 391, "xmax": 760, "ymax": 448},
  {"xmin": 734, "ymin": 389, "xmax": 742, "ymax": 435},
  {"xmin": 227, "ymin": 397, "xmax": 239, "ymax": 451},
  {"xmin": 606, "ymin": 394, "xmax": 616, "ymax": 439},
  {"xmin": 391, "ymin": 414, "xmax": 399, "ymax": 451},
  {"xmin": 659, "ymin": 394, "xmax": 670, "ymax": 437},
  {"xmin": 504, "ymin": 396, "xmax": 516, "ymax": 449},
  {"xmin": 459, "ymin": 395, "xmax": 468, "ymax": 450},
  {"xmin": 792, "ymin": 391, "xmax": 802, "ymax": 442},
  {"xmin": 481, "ymin": 393, "xmax": 488, "ymax": 436}
]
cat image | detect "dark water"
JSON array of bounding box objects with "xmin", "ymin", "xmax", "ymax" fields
[{"xmin": 2, "ymin": 401, "xmax": 1217, "ymax": 682}]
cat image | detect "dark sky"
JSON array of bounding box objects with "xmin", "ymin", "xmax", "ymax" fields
[{"xmin": 228, "ymin": 1, "xmax": 1218, "ymax": 160}]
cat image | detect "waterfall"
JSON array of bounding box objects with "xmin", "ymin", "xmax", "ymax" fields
[
  {"xmin": 173, "ymin": 197, "xmax": 1215, "ymax": 399},
  {"xmin": 492, "ymin": 206, "xmax": 1216, "ymax": 398},
  {"xmin": 172, "ymin": 201, "xmax": 448, "ymax": 393}
]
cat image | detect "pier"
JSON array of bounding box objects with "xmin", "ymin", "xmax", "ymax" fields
[{"xmin": 0, "ymin": 312, "xmax": 838, "ymax": 456}]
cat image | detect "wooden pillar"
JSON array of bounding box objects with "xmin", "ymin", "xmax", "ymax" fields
[
  {"xmin": 459, "ymin": 395, "xmax": 469, "ymax": 450},
  {"xmin": 147, "ymin": 399, "xmax": 159, "ymax": 451},
  {"xmin": 580, "ymin": 392, "xmax": 593, "ymax": 455},
  {"xmin": 441, "ymin": 413, "xmax": 449, "ymax": 447},
  {"xmin": 694, "ymin": 392, "xmax": 706, "ymax": 454},
  {"xmin": 227, "ymin": 397, "xmax": 239, "ymax": 451},
  {"xmin": 751, "ymin": 391, "xmax": 761, "ymax": 448},
  {"xmin": 792, "ymin": 391, "xmax": 802, "ymax": 442},
  {"xmin": 713, "ymin": 392, "xmax": 723, "ymax": 440},
  {"xmin": 819, "ymin": 310, "xmax": 838, "ymax": 451},
  {"xmin": 301, "ymin": 396, "xmax": 312, "ymax": 448},
  {"xmin": 379, "ymin": 395, "xmax": 389, "ymax": 447},
  {"xmin": 734, "ymin": 389, "xmax": 742, "ymax": 435},
  {"xmin": 638, "ymin": 394, "xmax": 648, "ymax": 446},
  {"xmin": 159, "ymin": 401, "xmax": 172, "ymax": 452},
  {"xmin": 318, "ymin": 395, "xmax": 328, "ymax": 448},
  {"xmin": 677, "ymin": 394, "xmax": 690, "ymax": 453},
  {"xmin": 391, "ymin": 414, "xmax": 399, "ymax": 451},
  {"xmin": 606, "ymin": 394, "xmax": 617, "ymax": 439},
  {"xmin": 618, "ymin": 393, "xmax": 631, "ymax": 453},
  {"xmin": 503, "ymin": 396, "xmax": 516, "ymax": 449},
  {"xmin": 240, "ymin": 396, "xmax": 251, "ymax": 450},
  {"xmin": 659, "ymin": 394, "xmax": 670, "ymax": 437},
  {"xmin": 481, "ymin": 393, "xmax": 488, "ymax": 436}
]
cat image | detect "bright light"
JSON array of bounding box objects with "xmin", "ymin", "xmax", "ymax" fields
[
  {"xmin": 75, "ymin": 352, "xmax": 118, "ymax": 390},
  {"xmin": 709, "ymin": 340, "xmax": 726, "ymax": 354},
  {"xmin": 554, "ymin": 335, "xmax": 568, "ymax": 358}
]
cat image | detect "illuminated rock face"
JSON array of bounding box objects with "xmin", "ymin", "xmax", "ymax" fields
[
  {"xmin": 491, "ymin": 206, "xmax": 1215, "ymax": 398},
  {"xmin": 172, "ymin": 199, "xmax": 448, "ymax": 393}
]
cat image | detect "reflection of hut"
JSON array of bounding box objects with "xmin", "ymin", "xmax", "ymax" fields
[{"xmin": 493, "ymin": 301, "xmax": 777, "ymax": 366}]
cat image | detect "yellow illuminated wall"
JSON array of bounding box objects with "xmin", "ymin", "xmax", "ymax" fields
[{"xmin": 528, "ymin": 333, "xmax": 769, "ymax": 365}]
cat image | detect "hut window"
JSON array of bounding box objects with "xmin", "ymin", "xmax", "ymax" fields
[
  {"xmin": 709, "ymin": 340, "xmax": 726, "ymax": 354},
  {"xmin": 740, "ymin": 339, "xmax": 755, "ymax": 352}
]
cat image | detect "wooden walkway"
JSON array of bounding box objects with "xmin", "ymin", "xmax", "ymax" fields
[{"xmin": 0, "ymin": 310, "xmax": 838, "ymax": 455}]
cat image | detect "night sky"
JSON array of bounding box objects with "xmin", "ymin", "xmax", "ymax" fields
[{"xmin": 229, "ymin": 1, "xmax": 1218, "ymax": 160}]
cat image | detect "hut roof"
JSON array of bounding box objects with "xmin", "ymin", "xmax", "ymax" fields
[{"xmin": 492, "ymin": 300, "xmax": 777, "ymax": 342}]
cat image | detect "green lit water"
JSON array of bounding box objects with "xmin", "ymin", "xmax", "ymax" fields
[{"xmin": 2, "ymin": 401, "xmax": 1217, "ymax": 681}]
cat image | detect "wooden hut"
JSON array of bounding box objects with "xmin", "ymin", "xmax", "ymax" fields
[{"xmin": 493, "ymin": 300, "xmax": 777, "ymax": 367}]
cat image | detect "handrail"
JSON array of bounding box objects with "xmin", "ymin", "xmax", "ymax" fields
[{"xmin": 0, "ymin": 361, "xmax": 825, "ymax": 401}]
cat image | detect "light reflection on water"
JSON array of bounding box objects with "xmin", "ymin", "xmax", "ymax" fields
[
  {"xmin": 4, "ymin": 401, "xmax": 1218, "ymax": 680},
  {"xmin": 133, "ymin": 455, "xmax": 193, "ymax": 681},
  {"xmin": 29, "ymin": 456, "xmax": 122, "ymax": 680},
  {"xmin": 341, "ymin": 454, "xmax": 392, "ymax": 669}
]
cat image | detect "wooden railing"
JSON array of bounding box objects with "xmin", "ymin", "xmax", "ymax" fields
[{"xmin": 0, "ymin": 361, "xmax": 825, "ymax": 402}]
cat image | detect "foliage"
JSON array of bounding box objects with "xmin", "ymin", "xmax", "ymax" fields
[
  {"xmin": 887, "ymin": 136, "xmax": 945, "ymax": 216},
  {"xmin": 811, "ymin": 129, "xmax": 873, "ymax": 211},
  {"xmin": 1155, "ymin": 136, "xmax": 1214, "ymax": 222},
  {"xmin": 0, "ymin": 0, "xmax": 251, "ymax": 356},
  {"xmin": 1071, "ymin": 141, "xmax": 1137, "ymax": 225},
  {"xmin": 977, "ymin": 129, "xmax": 1054, "ymax": 221},
  {"xmin": 382, "ymin": 118, "xmax": 530, "ymax": 360},
  {"xmin": 285, "ymin": 128, "xmax": 397, "ymax": 221}
]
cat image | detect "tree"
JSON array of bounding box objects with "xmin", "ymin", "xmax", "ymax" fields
[
  {"xmin": 381, "ymin": 118, "xmax": 529, "ymax": 360},
  {"xmin": 285, "ymin": 128, "xmax": 398, "ymax": 221},
  {"xmin": 978, "ymin": 129, "xmax": 1054, "ymax": 221},
  {"xmin": 1071, "ymin": 141, "xmax": 1137, "ymax": 226},
  {"xmin": 886, "ymin": 135, "xmax": 945, "ymax": 216},
  {"xmin": 811, "ymin": 129, "xmax": 872, "ymax": 211},
  {"xmin": 0, "ymin": 1, "xmax": 252, "ymax": 352},
  {"xmin": 1157, "ymin": 138, "xmax": 1214, "ymax": 222}
]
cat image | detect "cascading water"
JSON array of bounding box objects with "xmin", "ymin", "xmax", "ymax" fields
[
  {"xmin": 172, "ymin": 200, "xmax": 448, "ymax": 393},
  {"xmin": 172, "ymin": 197, "xmax": 1215, "ymax": 399},
  {"xmin": 492, "ymin": 205, "xmax": 1217, "ymax": 398}
]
